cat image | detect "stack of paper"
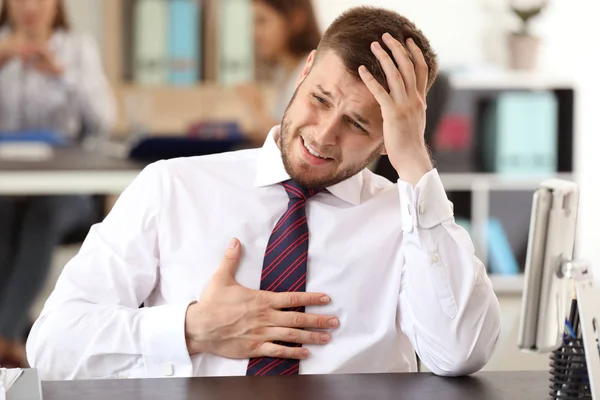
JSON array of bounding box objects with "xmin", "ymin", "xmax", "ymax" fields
[
  {"xmin": 0, "ymin": 143, "xmax": 54, "ymax": 161},
  {"xmin": 0, "ymin": 368, "xmax": 24, "ymax": 400}
]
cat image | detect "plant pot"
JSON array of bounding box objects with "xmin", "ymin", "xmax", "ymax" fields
[{"xmin": 508, "ymin": 33, "xmax": 540, "ymax": 70}]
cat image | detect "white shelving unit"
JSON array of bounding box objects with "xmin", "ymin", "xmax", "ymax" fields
[
  {"xmin": 439, "ymin": 172, "xmax": 575, "ymax": 191},
  {"xmin": 440, "ymin": 172, "xmax": 576, "ymax": 296},
  {"xmin": 440, "ymin": 172, "xmax": 576, "ymax": 268},
  {"xmin": 440, "ymin": 71, "xmax": 577, "ymax": 295},
  {"xmin": 449, "ymin": 71, "xmax": 575, "ymax": 91},
  {"xmin": 489, "ymin": 274, "xmax": 525, "ymax": 295}
]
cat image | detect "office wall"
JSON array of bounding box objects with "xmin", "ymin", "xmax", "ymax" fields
[
  {"xmin": 64, "ymin": 0, "xmax": 104, "ymax": 50},
  {"xmin": 314, "ymin": 0, "xmax": 502, "ymax": 69},
  {"xmin": 571, "ymin": 5, "xmax": 600, "ymax": 280},
  {"xmin": 314, "ymin": 0, "xmax": 575, "ymax": 72}
]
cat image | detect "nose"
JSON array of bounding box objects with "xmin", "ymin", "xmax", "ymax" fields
[{"xmin": 313, "ymin": 115, "xmax": 340, "ymax": 146}]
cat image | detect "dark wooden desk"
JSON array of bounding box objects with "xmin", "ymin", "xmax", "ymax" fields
[{"xmin": 42, "ymin": 371, "xmax": 550, "ymax": 400}]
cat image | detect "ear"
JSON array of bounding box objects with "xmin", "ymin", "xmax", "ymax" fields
[
  {"xmin": 295, "ymin": 50, "xmax": 316, "ymax": 87},
  {"xmin": 380, "ymin": 144, "xmax": 388, "ymax": 156}
]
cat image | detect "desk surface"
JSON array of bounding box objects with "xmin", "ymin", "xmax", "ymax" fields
[
  {"xmin": 0, "ymin": 147, "xmax": 141, "ymax": 172},
  {"xmin": 0, "ymin": 147, "xmax": 143, "ymax": 195},
  {"xmin": 42, "ymin": 371, "xmax": 550, "ymax": 400}
]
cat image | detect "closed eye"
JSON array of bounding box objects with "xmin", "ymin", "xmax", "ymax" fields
[
  {"xmin": 348, "ymin": 118, "xmax": 367, "ymax": 133},
  {"xmin": 312, "ymin": 94, "xmax": 328, "ymax": 106}
]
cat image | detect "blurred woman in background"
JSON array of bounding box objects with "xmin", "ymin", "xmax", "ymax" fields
[
  {"xmin": 0, "ymin": 0, "xmax": 116, "ymax": 367},
  {"xmin": 236, "ymin": 0, "xmax": 321, "ymax": 143}
]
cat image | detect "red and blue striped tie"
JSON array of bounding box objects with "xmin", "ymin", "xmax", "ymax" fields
[{"xmin": 246, "ymin": 180, "xmax": 322, "ymax": 376}]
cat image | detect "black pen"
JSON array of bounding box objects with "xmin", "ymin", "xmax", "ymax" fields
[
  {"xmin": 568, "ymin": 296, "xmax": 577, "ymax": 329},
  {"xmin": 572, "ymin": 299, "xmax": 579, "ymax": 338}
]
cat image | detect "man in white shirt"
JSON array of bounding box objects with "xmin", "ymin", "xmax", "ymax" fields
[{"xmin": 26, "ymin": 6, "xmax": 501, "ymax": 380}]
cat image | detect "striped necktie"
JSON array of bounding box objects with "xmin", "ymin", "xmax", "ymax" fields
[{"xmin": 246, "ymin": 179, "xmax": 322, "ymax": 376}]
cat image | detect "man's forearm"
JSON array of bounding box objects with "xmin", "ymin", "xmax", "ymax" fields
[
  {"xmin": 27, "ymin": 300, "xmax": 193, "ymax": 380},
  {"xmin": 392, "ymin": 148, "xmax": 434, "ymax": 187},
  {"xmin": 398, "ymin": 221, "xmax": 501, "ymax": 376},
  {"xmin": 395, "ymin": 169, "xmax": 501, "ymax": 376}
]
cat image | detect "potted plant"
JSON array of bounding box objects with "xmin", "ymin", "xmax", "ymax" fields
[{"xmin": 508, "ymin": 0, "xmax": 548, "ymax": 70}]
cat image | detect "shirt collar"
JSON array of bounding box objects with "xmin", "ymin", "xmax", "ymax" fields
[{"xmin": 254, "ymin": 126, "xmax": 364, "ymax": 206}]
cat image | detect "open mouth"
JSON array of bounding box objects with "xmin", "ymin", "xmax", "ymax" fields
[{"xmin": 301, "ymin": 137, "xmax": 334, "ymax": 161}]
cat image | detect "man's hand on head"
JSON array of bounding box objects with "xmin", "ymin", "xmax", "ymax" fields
[
  {"xmin": 358, "ymin": 33, "xmax": 433, "ymax": 187},
  {"xmin": 184, "ymin": 238, "xmax": 339, "ymax": 359}
]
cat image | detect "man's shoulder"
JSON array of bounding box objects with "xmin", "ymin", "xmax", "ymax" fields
[
  {"xmin": 362, "ymin": 168, "xmax": 397, "ymax": 193},
  {"xmin": 149, "ymin": 147, "xmax": 261, "ymax": 183}
]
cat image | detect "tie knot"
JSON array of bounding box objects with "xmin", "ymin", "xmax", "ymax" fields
[{"xmin": 282, "ymin": 180, "xmax": 322, "ymax": 201}]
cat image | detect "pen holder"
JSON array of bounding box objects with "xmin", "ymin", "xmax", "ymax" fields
[{"xmin": 549, "ymin": 336, "xmax": 592, "ymax": 399}]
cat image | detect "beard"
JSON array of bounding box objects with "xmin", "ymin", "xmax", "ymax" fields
[{"xmin": 279, "ymin": 115, "xmax": 383, "ymax": 189}]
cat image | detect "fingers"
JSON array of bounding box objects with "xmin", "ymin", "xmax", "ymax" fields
[
  {"xmin": 272, "ymin": 311, "xmax": 339, "ymax": 330},
  {"xmin": 258, "ymin": 342, "xmax": 310, "ymax": 360},
  {"xmin": 406, "ymin": 38, "xmax": 429, "ymax": 97},
  {"xmin": 369, "ymin": 40, "xmax": 406, "ymax": 100},
  {"xmin": 265, "ymin": 327, "xmax": 331, "ymax": 346},
  {"xmin": 381, "ymin": 33, "xmax": 417, "ymax": 97},
  {"xmin": 358, "ymin": 65, "xmax": 395, "ymax": 110},
  {"xmin": 267, "ymin": 291, "xmax": 331, "ymax": 309},
  {"xmin": 214, "ymin": 238, "xmax": 242, "ymax": 283}
]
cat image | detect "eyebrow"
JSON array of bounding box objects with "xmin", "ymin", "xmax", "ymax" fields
[
  {"xmin": 316, "ymin": 84, "xmax": 372, "ymax": 127},
  {"xmin": 317, "ymin": 84, "xmax": 334, "ymax": 100},
  {"xmin": 351, "ymin": 112, "xmax": 370, "ymax": 126}
]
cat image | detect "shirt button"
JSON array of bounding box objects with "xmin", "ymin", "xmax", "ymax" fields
[
  {"xmin": 419, "ymin": 202, "xmax": 425, "ymax": 215},
  {"xmin": 431, "ymin": 254, "xmax": 439, "ymax": 263},
  {"xmin": 162, "ymin": 362, "xmax": 174, "ymax": 376}
]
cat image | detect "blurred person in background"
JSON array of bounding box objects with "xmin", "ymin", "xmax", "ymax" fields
[
  {"xmin": 236, "ymin": 0, "xmax": 321, "ymax": 144},
  {"xmin": 0, "ymin": 0, "xmax": 116, "ymax": 367}
]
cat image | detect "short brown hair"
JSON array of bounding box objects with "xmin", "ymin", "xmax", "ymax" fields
[
  {"xmin": 0, "ymin": 0, "xmax": 70, "ymax": 30},
  {"xmin": 255, "ymin": 0, "xmax": 321, "ymax": 57},
  {"xmin": 316, "ymin": 6, "xmax": 438, "ymax": 92}
]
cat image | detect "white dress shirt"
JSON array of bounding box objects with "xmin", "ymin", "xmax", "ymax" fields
[
  {"xmin": 0, "ymin": 28, "xmax": 116, "ymax": 138},
  {"xmin": 27, "ymin": 126, "xmax": 501, "ymax": 380}
]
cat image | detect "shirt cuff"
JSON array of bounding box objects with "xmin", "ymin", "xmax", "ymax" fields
[
  {"xmin": 397, "ymin": 169, "xmax": 453, "ymax": 233},
  {"xmin": 139, "ymin": 303, "xmax": 194, "ymax": 377}
]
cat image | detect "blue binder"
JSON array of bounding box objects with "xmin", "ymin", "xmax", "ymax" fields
[
  {"xmin": 0, "ymin": 130, "xmax": 70, "ymax": 146},
  {"xmin": 486, "ymin": 218, "xmax": 520, "ymax": 275},
  {"xmin": 168, "ymin": 0, "xmax": 201, "ymax": 85},
  {"xmin": 455, "ymin": 217, "xmax": 519, "ymax": 275},
  {"xmin": 482, "ymin": 91, "xmax": 558, "ymax": 174}
]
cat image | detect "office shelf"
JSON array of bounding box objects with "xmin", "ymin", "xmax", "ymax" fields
[
  {"xmin": 439, "ymin": 172, "xmax": 576, "ymax": 192},
  {"xmin": 450, "ymin": 71, "xmax": 575, "ymax": 91},
  {"xmin": 490, "ymin": 274, "xmax": 525, "ymax": 295},
  {"xmin": 102, "ymin": 0, "xmax": 272, "ymax": 135}
]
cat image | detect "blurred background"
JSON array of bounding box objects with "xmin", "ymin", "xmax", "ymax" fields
[{"xmin": 1, "ymin": 0, "xmax": 599, "ymax": 373}]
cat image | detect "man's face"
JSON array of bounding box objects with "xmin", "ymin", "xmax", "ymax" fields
[{"xmin": 277, "ymin": 50, "xmax": 385, "ymax": 189}]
